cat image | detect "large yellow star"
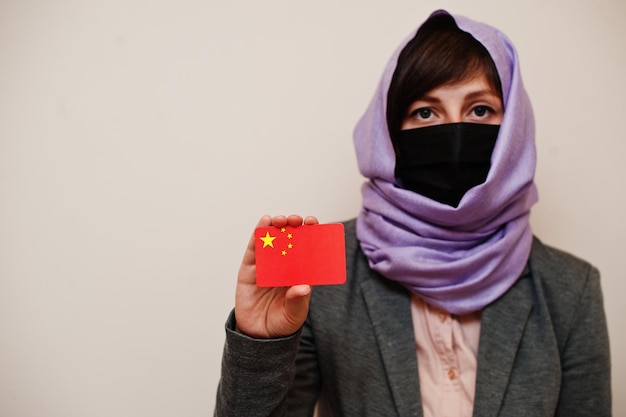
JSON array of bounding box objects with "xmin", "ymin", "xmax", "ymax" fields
[{"xmin": 260, "ymin": 232, "xmax": 276, "ymax": 248}]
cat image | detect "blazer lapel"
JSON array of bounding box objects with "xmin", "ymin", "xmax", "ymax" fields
[
  {"xmin": 472, "ymin": 272, "xmax": 533, "ymax": 417},
  {"xmin": 361, "ymin": 275, "xmax": 423, "ymax": 417}
]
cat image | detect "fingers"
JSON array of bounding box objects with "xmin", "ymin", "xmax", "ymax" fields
[
  {"xmin": 269, "ymin": 214, "xmax": 319, "ymax": 227},
  {"xmin": 303, "ymin": 216, "xmax": 318, "ymax": 225},
  {"xmin": 270, "ymin": 215, "xmax": 302, "ymax": 228},
  {"xmin": 256, "ymin": 215, "xmax": 272, "ymax": 228},
  {"xmin": 269, "ymin": 215, "xmax": 288, "ymax": 228}
]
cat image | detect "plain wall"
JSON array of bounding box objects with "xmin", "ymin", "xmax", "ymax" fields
[{"xmin": 1, "ymin": 0, "xmax": 624, "ymax": 415}]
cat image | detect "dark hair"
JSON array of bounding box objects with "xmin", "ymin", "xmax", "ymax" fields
[{"xmin": 386, "ymin": 14, "xmax": 502, "ymax": 141}]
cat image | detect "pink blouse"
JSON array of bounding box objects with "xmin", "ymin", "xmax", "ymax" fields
[{"xmin": 411, "ymin": 295, "xmax": 481, "ymax": 417}]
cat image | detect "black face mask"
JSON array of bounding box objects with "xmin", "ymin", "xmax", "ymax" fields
[{"xmin": 393, "ymin": 122, "xmax": 500, "ymax": 207}]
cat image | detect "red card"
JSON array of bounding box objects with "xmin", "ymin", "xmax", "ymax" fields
[{"xmin": 254, "ymin": 223, "xmax": 346, "ymax": 287}]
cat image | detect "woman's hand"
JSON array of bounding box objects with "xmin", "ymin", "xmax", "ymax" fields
[{"xmin": 234, "ymin": 214, "xmax": 317, "ymax": 338}]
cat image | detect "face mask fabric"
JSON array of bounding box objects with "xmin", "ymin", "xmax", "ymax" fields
[{"xmin": 394, "ymin": 122, "xmax": 500, "ymax": 207}]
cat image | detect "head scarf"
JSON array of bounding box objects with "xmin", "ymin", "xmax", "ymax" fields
[{"xmin": 354, "ymin": 10, "xmax": 538, "ymax": 315}]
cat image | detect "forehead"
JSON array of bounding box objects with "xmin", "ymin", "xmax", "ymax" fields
[{"xmin": 422, "ymin": 73, "xmax": 500, "ymax": 98}]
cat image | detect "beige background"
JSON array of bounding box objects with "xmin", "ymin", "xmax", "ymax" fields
[{"xmin": 1, "ymin": 0, "xmax": 624, "ymax": 415}]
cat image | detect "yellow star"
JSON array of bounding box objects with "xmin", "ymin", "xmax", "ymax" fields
[
  {"xmin": 287, "ymin": 233, "xmax": 293, "ymax": 239},
  {"xmin": 281, "ymin": 250, "xmax": 287, "ymax": 256},
  {"xmin": 260, "ymin": 232, "xmax": 276, "ymax": 248},
  {"xmin": 288, "ymin": 243, "xmax": 293, "ymax": 249},
  {"xmin": 281, "ymin": 227, "xmax": 286, "ymax": 233}
]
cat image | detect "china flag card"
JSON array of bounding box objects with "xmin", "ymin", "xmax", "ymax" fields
[{"xmin": 254, "ymin": 223, "xmax": 346, "ymax": 287}]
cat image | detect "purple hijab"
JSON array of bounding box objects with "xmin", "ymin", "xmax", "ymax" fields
[{"xmin": 354, "ymin": 10, "xmax": 538, "ymax": 315}]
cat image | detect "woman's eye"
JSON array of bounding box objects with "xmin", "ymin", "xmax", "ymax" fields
[
  {"xmin": 412, "ymin": 108, "xmax": 433, "ymax": 119},
  {"xmin": 472, "ymin": 105, "xmax": 492, "ymax": 117}
]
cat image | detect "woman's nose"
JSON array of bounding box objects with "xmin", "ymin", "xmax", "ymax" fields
[{"xmin": 444, "ymin": 112, "xmax": 463, "ymax": 123}]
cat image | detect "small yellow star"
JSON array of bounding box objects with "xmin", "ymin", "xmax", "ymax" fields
[
  {"xmin": 281, "ymin": 227, "xmax": 286, "ymax": 233},
  {"xmin": 287, "ymin": 233, "xmax": 293, "ymax": 239},
  {"xmin": 260, "ymin": 232, "xmax": 276, "ymax": 248},
  {"xmin": 288, "ymin": 243, "xmax": 293, "ymax": 249},
  {"xmin": 281, "ymin": 250, "xmax": 287, "ymax": 256}
]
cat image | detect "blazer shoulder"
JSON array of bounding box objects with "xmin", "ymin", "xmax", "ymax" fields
[
  {"xmin": 528, "ymin": 236, "xmax": 603, "ymax": 346},
  {"xmin": 529, "ymin": 236, "xmax": 599, "ymax": 288}
]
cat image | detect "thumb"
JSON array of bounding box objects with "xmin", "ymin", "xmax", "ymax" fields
[{"xmin": 283, "ymin": 285, "xmax": 312, "ymax": 327}]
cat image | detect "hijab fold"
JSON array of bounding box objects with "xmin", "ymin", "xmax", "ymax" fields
[{"xmin": 354, "ymin": 10, "xmax": 538, "ymax": 315}]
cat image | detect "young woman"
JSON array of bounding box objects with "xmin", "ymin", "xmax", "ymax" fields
[{"xmin": 215, "ymin": 10, "xmax": 611, "ymax": 417}]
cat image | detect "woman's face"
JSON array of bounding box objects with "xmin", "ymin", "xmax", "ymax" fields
[{"xmin": 401, "ymin": 72, "xmax": 503, "ymax": 130}]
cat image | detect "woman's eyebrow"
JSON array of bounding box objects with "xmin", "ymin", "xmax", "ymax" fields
[
  {"xmin": 412, "ymin": 95, "xmax": 442, "ymax": 104},
  {"xmin": 464, "ymin": 90, "xmax": 499, "ymax": 101}
]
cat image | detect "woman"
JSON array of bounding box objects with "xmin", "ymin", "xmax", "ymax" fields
[{"xmin": 215, "ymin": 10, "xmax": 611, "ymax": 417}]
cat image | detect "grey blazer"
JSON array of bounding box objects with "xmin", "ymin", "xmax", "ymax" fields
[{"xmin": 215, "ymin": 220, "xmax": 611, "ymax": 416}]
